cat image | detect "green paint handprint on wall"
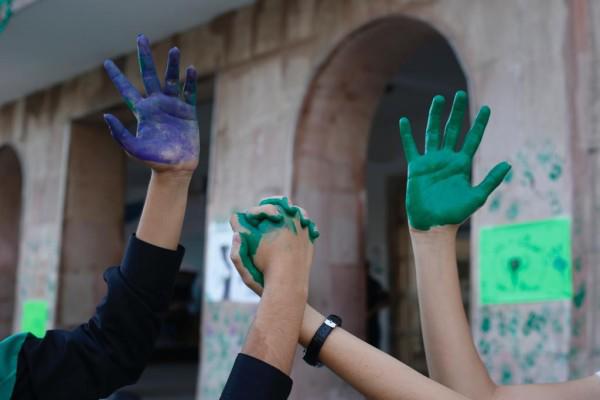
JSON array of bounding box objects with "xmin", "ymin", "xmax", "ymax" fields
[{"xmin": 399, "ymin": 91, "xmax": 511, "ymax": 230}]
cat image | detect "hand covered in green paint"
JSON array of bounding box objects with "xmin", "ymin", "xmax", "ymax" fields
[
  {"xmin": 399, "ymin": 91, "xmax": 511, "ymax": 231},
  {"xmin": 229, "ymin": 197, "xmax": 320, "ymax": 294}
]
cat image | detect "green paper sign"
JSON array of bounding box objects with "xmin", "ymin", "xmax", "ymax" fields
[
  {"xmin": 21, "ymin": 300, "xmax": 48, "ymax": 338},
  {"xmin": 479, "ymin": 218, "xmax": 572, "ymax": 305}
]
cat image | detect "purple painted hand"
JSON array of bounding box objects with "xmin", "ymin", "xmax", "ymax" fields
[{"xmin": 103, "ymin": 34, "xmax": 199, "ymax": 172}]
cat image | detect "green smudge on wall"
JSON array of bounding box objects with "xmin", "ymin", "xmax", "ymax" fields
[
  {"xmin": 489, "ymin": 194, "xmax": 502, "ymax": 212},
  {"xmin": 573, "ymin": 284, "xmax": 586, "ymax": 308},
  {"xmin": 523, "ymin": 312, "xmax": 546, "ymax": 336},
  {"xmin": 501, "ymin": 365, "xmax": 513, "ymax": 384},
  {"xmin": 523, "ymin": 170, "xmax": 535, "ymax": 187},
  {"xmin": 548, "ymin": 164, "xmax": 562, "ymax": 180},
  {"xmin": 481, "ymin": 315, "xmax": 491, "ymax": 332},
  {"xmin": 506, "ymin": 202, "xmax": 519, "ymax": 220}
]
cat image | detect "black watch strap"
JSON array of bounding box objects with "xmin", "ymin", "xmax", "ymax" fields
[{"xmin": 303, "ymin": 314, "xmax": 342, "ymax": 367}]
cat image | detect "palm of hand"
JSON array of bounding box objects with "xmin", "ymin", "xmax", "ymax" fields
[
  {"xmin": 135, "ymin": 94, "xmax": 199, "ymax": 170},
  {"xmin": 407, "ymin": 150, "xmax": 483, "ymax": 230}
]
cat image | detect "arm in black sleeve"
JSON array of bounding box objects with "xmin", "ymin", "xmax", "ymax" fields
[
  {"xmin": 220, "ymin": 353, "xmax": 293, "ymax": 400},
  {"xmin": 11, "ymin": 235, "xmax": 184, "ymax": 400}
]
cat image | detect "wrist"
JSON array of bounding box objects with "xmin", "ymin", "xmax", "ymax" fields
[
  {"xmin": 263, "ymin": 275, "xmax": 309, "ymax": 301},
  {"xmin": 151, "ymin": 169, "xmax": 193, "ymax": 186},
  {"xmin": 410, "ymin": 224, "xmax": 458, "ymax": 242},
  {"xmin": 300, "ymin": 304, "xmax": 324, "ymax": 347},
  {"xmin": 263, "ymin": 259, "xmax": 311, "ymax": 292}
]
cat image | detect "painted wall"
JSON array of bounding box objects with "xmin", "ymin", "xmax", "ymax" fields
[{"xmin": 0, "ymin": 1, "xmax": 598, "ymax": 399}]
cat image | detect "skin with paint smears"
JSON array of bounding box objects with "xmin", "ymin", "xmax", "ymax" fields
[
  {"xmin": 103, "ymin": 34, "xmax": 199, "ymax": 169},
  {"xmin": 237, "ymin": 197, "xmax": 319, "ymax": 286},
  {"xmin": 399, "ymin": 91, "xmax": 511, "ymax": 230}
]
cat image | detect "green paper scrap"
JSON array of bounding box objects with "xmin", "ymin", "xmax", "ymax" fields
[
  {"xmin": 479, "ymin": 218, "xmax": 572, "ymax": 305},
  {"xmin": 21, "ymin": 300, "xmax": 48, "ymax": 338}
]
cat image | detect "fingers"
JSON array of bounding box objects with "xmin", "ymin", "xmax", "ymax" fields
[
  {"xmin": 443, "ymin": 91, "xmax": 467, "ymax": 150},
  {"xmin": 462, "ymin": 106, "xmax": 491, "ymax": 157},
  {"xmin": 103, "ymin": 114, "xmax": 138, "ymax": 155},
  {"xmin": 183, "ymin": 66, "xmax": 198, "ymax": 105},
  {"xmin": 425, "ymin": 95, "xmax": 445, "ymax": 153},
  {"xmin": 230, "ymin": 233, "xmax": 263, "ymax": 295},
  {"xmin": 476, "ymin": 161, "xmax": 512, "ymax": 200},
  {"xmin": 399, "ymin": 117, "xmax": 419, "ymax": 162},
  {"xmin": 229, "ymin": 212, "xmax": 244, "ymax": 233},
  {"xmin": 163, "ymin": 47, "xmax": 180, "ymax": 97},
  {"xmin": 103, "ymin": 60, "xmax": 142, "ymax": 112},
  {"xmin": 245, "ymin": 205, "xmax": 283, "ymax": 227},
  {"xmin": 137, "ymin": 34, "xmax": 162, "ymax": 95}
]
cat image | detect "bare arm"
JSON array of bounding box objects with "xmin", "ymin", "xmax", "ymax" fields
[
  {"xmin": 103, "ymin": 34, "xmax": 200, "ymax": 250},
  {"xmin": 411, "ymin": 227, "xmax": 495, "ymax": 398},
  {"xmin": 401, "ymin": 91, "xmax": 600, "ymax": 400},
  {"xmin": 135, "ymin": 171, "xmax": 191, "ymax": 250},
  {"xmin": 230, "ymin": 199, "xmax": 314, "ymax": 374},
  {"xmin": 298, "ymin": 304, "xmax": 470, "ymax": 400}
]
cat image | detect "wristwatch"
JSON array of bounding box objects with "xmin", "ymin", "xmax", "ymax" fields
[{"xmin": 303, "ymin": 314, "xmax": 342, "ymax": 367}]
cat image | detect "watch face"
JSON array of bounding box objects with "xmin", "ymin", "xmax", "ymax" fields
[
  {"xmin": 324, "ymin": 319, "xmax": 337, "ymax": 328},
  {"xmin": 327, "ymin": 314, "xmax": 342, "ymax": 327}
]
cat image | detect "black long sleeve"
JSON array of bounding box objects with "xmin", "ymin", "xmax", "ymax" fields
[
  {"xmin": 10, "ymin": 235, "xmax": 184, "ymax": 400},
  {"xmin": 220, "ymin": 353, "xmax": 293, "ymax": 399}
]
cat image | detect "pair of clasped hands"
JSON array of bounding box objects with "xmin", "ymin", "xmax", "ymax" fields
[{"xmin": 104, "ymin": 32, "xmax": 508, "ymax": 324}]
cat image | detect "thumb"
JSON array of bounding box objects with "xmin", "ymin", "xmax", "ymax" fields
[
  {"xmin": 476, "ymin": 161, "xmax": 511, "ymax": 200},
  {"xmin": 230, "ymin": 233, "xmax": 263, "ymax": 295},
  {"xmin": 103, "ymin": 114, "xmax": 138, "ymax": 156}
]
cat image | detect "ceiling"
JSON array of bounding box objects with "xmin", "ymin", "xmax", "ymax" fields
[{"xmin": 0, "ymin": 0, "xmax": 254, "ymax": 105}]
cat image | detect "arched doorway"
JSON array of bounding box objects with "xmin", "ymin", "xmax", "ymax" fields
[
  {"xmin": 0, "ymin": 146, "xmax": 22, "ymax": 337},
  {"xmin": 292, "ymin": 16, "xmax": 470, "ymax": 396}
]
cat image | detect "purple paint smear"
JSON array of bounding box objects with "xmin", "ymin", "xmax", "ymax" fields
[{"xmin": 103, "ymin": 34, "xmax": 199, "ymax": 165}]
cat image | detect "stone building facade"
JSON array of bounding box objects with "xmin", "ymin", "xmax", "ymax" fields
[{"xmin": 0, "ymin": 0, "xmax": 599, "ymax": 399}]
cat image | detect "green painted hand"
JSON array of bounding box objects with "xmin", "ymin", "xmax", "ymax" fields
[
  {"xmin": 229, "ymin": 197, "xmax": 319, "ymax": 290},
  {"xmin": 399, "ymin": 91, "xmax": 511, "ymax": 231}
]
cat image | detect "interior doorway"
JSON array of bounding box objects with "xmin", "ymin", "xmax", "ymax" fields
[
  {"xmin": 292, "ymin": 17, "xmax": 472, "ymax": 396},
  {"xmin": 0, "ymin": 146, "xmax": 22, "ymax": 337}
]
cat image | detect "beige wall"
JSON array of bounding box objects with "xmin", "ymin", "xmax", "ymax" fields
[{"xmin": 0, "ymin": 0, "xmax": 598, "ymax": 399}]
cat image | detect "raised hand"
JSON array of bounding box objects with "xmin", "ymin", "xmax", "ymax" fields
[
  {"xmin": 103, "ymin": 34, "xmax": 199, "ymax": 173},
  {"xmin": 399, "ymin": 91, "xmax": 511, "ymax": 231},
  {"xmin": 229, "ymin": 197, "xmax": 319, "ymax": 294}
]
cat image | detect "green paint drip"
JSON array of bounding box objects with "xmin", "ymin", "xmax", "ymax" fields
[{"xmin": 237, "ymin": 197, "xmax": 320, "ymax": 286}]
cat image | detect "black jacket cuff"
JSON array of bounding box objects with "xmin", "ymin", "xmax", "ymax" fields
[
  {"xmin": 118, "ymin": 234, "xmax": 185, "ymax": 311},
  {"xmin": 221, "ymin": 353, "xmax": 292, "ymax": 399}
]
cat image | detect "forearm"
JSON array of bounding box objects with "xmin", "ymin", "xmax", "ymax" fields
[
  {"xmin": 300, "ymin": 305, "xmax": 470, "ymax": 400},
  {"xmin": 243, "ymin": 282, "xmax": 308, "ymax": 375},
  {"xmin": 494, "ymin": 376, "xmax": 600, "ymax": 400},
  {"xmin": 136, "ymin": 171, "xmax": 191, "ymax": 250},
  {"xmin": 411, "ymin": 227, "xmax": 495, "ymax": 399}
]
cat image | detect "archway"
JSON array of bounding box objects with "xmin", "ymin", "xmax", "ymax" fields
[
  {"xmin": 292, "ymin": 16, "xmax": 470, "ymax": 394},
  {"xmin": 0, "ymin": 146, "xmax": 22, "ymax": 337}
]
